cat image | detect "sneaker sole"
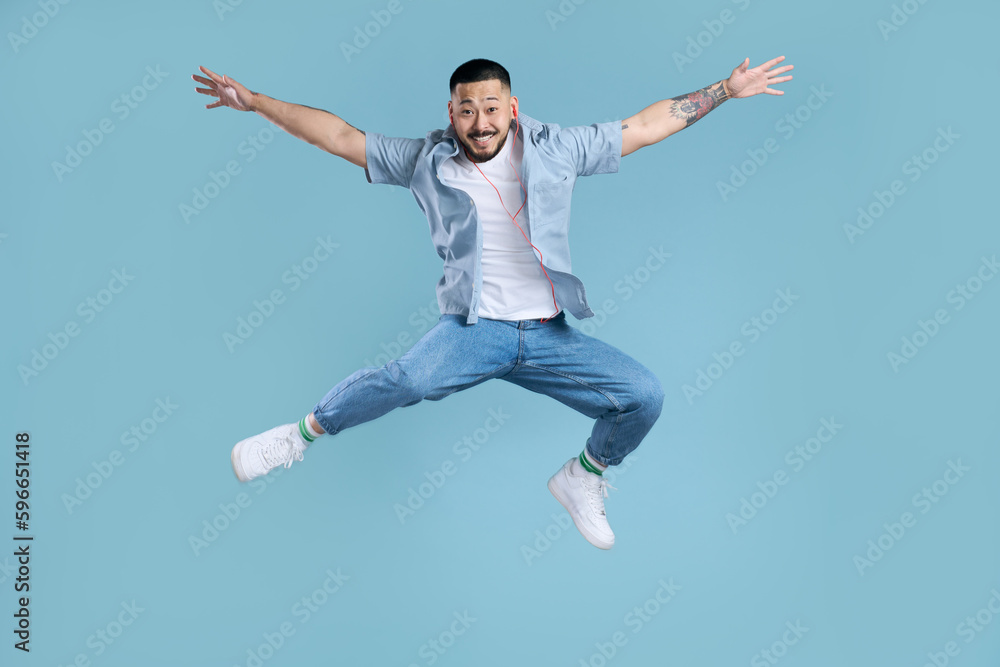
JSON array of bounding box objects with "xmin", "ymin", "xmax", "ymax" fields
[
  {"xmin": 547, "ymin": 473, "xmax": 614, "ymax": 550},
  {"xmin": 231, "ymin": 440, "xmax": 251, "ymax": 483}
]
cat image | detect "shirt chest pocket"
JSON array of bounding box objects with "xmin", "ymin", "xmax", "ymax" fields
[{"xmin": 530, "ymin": 177, "xmax": 574, "ymax": 229}]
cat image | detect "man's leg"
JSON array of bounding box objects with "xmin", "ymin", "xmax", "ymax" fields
[
  {"xmin": 231, "ymin": 315, "xmax": 520, "ymax": 482},
  {"xmin": 310, "ymin": 315, "xmax": 519, "ymax": 436},
  {"xmin": 501, "ymin": 314, "xmax": 664, "ymax": 465},
  {"xmin": 498, "ymin": 313, "xmax": 665, "ymax": 548}
]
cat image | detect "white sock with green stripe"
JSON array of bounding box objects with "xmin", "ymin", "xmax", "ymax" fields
[
  {"xmin": 297, "ymin": 415, "xmax": 323, "ymax": 448},
  {"xmin": 579, "ymin": 449, "xmax": 608, "ymax": 475}
]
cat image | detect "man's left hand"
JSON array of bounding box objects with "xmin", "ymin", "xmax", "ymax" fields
[{"xmin": 725, "ymin": 55, "xmax": 794, "ymax": 99}]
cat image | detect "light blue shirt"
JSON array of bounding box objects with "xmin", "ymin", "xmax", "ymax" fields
[{"xmin": 364, "ymin": 112, "xmax": 622, "ymax": 324}]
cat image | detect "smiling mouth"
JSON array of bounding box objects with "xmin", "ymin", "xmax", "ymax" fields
[{"xmin": 472, "ymin": 133, "xmax": 494, "ymax": 146}]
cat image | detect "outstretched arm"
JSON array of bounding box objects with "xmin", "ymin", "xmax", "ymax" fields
[
  {"xmin": 621, "ymin": 55, "xmax": 793, "ymax": 157},
  {"xmin": 193, "ymin": 66, "xmax": 367, "ymax": 169}
]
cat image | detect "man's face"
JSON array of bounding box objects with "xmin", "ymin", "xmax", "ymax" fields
[{"xmin": 448, "ymin": 79, "xmax": 517, "ymax": 163}]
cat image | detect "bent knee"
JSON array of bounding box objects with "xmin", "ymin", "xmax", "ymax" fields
[{"xmin": 629, "ymin": 371, "xmax": 664, "ymax": 417}]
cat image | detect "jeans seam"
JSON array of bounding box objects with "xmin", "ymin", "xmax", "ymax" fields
[
  {"xmin": 508, "ymin": 328, "xmax": 526, "ymax": 375},
  {"xmin": 603, "ymin": 411, "xmax": 623, "ymax": 462},
  {"xmin": 517, "ymin": 362, "xmax": 625, "ymax": 411},
  {"xmin": 467, "ymin": 361, "xmax": 517, "ymax": 386},
  {"xmin": 318, "ymin": 367, "xmax": 382, "ymax": 407}
]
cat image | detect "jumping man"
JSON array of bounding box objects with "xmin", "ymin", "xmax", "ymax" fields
[{"xmin": 192, "ymin": 55, "xmax": 792, "ymax": 550}]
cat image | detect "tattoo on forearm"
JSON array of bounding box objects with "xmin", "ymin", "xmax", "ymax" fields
[
  {"xmin": 668, "ymin": 81, "xmax": 729, "ymax": 128},
  {"xmin": 621, "ymin": 122, "xmax": 629, "ymax": 130}
]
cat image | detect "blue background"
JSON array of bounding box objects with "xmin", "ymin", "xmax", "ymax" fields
[{"xmin": 2, "ymin": 0, "xmax": 998, "ymax": 665}]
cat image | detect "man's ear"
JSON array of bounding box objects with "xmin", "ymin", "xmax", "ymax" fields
[
  {"xmin": 510, "ymin": 95, "xmax": 518, "ymax": 118},
  {"xmin": 447, "ymin": 101, "xmax": 453, "ymax": 126}
]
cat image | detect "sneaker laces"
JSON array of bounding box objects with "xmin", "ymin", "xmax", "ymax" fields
[
  {"xmin": 582, "ymin": 475, "xmax": 617, "ymax": 516},
  {"xmin": 260, "ymin": 433, "xmax": 304, "ymax": 470}
]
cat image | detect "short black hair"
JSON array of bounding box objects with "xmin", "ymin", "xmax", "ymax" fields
[{"xmin": 449, "ymin": 58, "xmax": 510, "ymax": 95}]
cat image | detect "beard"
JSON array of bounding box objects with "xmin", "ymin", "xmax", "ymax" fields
[{"xmin": 460, "ymin": 128, "xmax": 509, "ymax": 163}]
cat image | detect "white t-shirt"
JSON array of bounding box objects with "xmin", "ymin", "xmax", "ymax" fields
[{"xmin": 438, "ymin": 127, "xmax": 558, "ymax": 320}]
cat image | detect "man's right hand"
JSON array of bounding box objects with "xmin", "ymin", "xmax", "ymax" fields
[
  {"xmin": 191, "ymin": 65, "xmax": 366, "ymax": 169},
  {"xmin": 193, "ymin": 66, "xmax": 257, "ymax": 112}
]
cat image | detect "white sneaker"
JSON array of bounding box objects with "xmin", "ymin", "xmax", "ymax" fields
[
  {"xmin": 547, "ymin": 457, "xmax": 616, "ymax": 550},
  {"xmin": 231, "ymin": 423, "xmax": 306, "ymax": 482}
]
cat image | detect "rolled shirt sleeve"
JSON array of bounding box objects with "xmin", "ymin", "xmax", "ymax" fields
[
  {"xmin": 550, "ymin": 119, "xmax": 623, "ymax": 177},
  {"xmin": 363, "ymin": 132, "xmax": 424, "ymax": 188}
]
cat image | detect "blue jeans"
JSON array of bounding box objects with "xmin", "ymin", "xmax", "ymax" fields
[{"xmin": 311, "ymin": 311, "xmax": 664, "ymax": 466}]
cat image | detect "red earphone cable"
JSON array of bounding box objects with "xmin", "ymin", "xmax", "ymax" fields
[{"xmin": 461, "ymin": 115, "xmax": 561, "ymax": 323}]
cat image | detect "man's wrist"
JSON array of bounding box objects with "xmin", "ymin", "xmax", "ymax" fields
[
  {"xmin": 249, "ymin": 91, "xmax": 262, "ymax": 113},
  {"xmin": 721, "ymin": 79, "xmax": 732, "ymax": 99}
]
